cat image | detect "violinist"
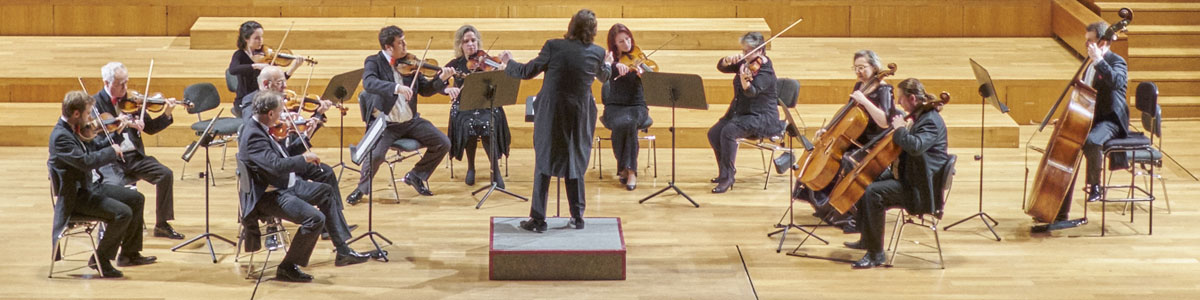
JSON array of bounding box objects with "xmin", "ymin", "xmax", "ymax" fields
[
  {"xmin": 91, "ymin": 62, "xmax": 185, "ymax": 240},
  {"xmin": 709, "ymin": 32, "xmax": 781, "ymax": 194},
  {"xmin": 239, "ymin": 65, "xmax": 329, "ymax": 141},
  {"xmin": 844, "ymin": 78, "xmax": 948, "ymax": 269},
  {"xmin": 237, "ymin": 91, "xmax": 371, "ymax": 283},
  {"xmin": 51, "ymin": 91, "xmax": 155, "ymax": 278},
  {"xmin": 346, "ymin": 25, "xmax": 454, "ymax": 204},
  {"xmin": 793, "ymin": 50, "xmax": 897, "ymax": 232},
  {"xmin": 601, "ymin": 23, "xmax": 650, "ymax": 191},
  {"xmin": 442, "ymin": 25, "xmax": 512, "ymax": 188},
  {"xmin": 1032, "ymin": 21, "xmax": 1130, "ymax": 233},
  {"xmin": 229, "ymin": 20, "xmax": 305, "ymax": 117}
]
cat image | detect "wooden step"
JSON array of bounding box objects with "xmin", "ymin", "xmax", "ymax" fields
[
  {"xmin": 1157, "ymin": 96, "xmax": 1200, "ymax": 119},
  {"xmin": 0, "ymin": 103, "xmax": 1019, "ymax": 149},
  {"xmin": 189, "ymin": 17, "xmax": 771, "ymax": 51},
  {"xmin": 1131, "ymin": 71, "xmax": 1200, "ymax": 97},
  {"xmin": 1098, "ymin": 2, "xmax": 1200, "ymax": 26},
  {"xmin": 1127, "ymin": 25, "xmax": 1200, "ymax": 48},
  {"xmin": 1128, "ymin": 48, "xmax": 1200, "ymax": 71}
]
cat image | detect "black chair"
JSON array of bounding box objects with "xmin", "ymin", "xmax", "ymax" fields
[
  {"xmin": 1090, "ymin": 82, "xmax": 1158, "ymax": 236},
  {"xmin": 232, "ymin": 159, "xmax": 289, "ymax": 279},
  {"xmin": 1123, "ymin": 82, "xmax": 1170, "ymax": 214},
  {"xmin": 736, "ymin": 78, "xmax": 801, "ymax": 189},
  {"xmin": 47, "ymin": 162, "xmax": 107, "ymax": 278},
  {"xmin": 886, "ymin": 154, "xmax": 956, "ymax": 269},
  {"xmin": 352, "ymin": 92, "xmax": 425, "ymax": 201},
  {"xmin": 182, "ymin": 82, "xmax": 241, "ymax": 180},
  {"xmin": 593, "ymin": 81, "xmax": 658, "ymax": 179}
]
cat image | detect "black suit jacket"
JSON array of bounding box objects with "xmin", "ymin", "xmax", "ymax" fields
[
  {"xmin": 48, "ymin": 119, "xmax": 120, "ymax": 250},
  {"xmin": 236, "ymin": 116, "xmax": 310, "ymax": 222},
  {"xmin": 1091, "ymin": 51, "xmax": 1129, "ymax": 137},
  {"xmin": 360, "ymin": 51, "xmax": 447, "ymax": 123},
  {"xmin": 890, "ymin": 109, "xmax": 950, "ymax": 215},
  {"xmin": 91, "ymin": 89, "xmax": 173, "ymax": 184},
  {"xmin": 716, "ymin": 57, "xmax": 783, "ymax": 138}
]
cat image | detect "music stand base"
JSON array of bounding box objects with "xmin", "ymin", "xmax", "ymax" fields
[
  {"xmin": 348, "ymin": 231, "xmax": 392, "ymax": 262},
  {"xmin": 332, "ymin": 162, "xmax": 360, "ymax": 183},
  {"xmin": 171, "ymin": 233, "xmax": 235, "ymax": 263},
  {"xmin": 639, "ymin": 182, "xmax": 699, "ymax": 207},
  {"xmin": 943, "ymin": 211, "xmax": 1001, "ymax": 241},
  {"xmin": 471, "ymin": 182, "xmax": 529, "ymax": 209}
]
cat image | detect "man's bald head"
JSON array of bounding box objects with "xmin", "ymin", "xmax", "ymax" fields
[{"xmin": 257, "ymin": 66, "xmax": 287, "ymax": 93}]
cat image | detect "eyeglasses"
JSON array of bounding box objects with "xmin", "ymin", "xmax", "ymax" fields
[{"xmin": 852, "ymin": 65, "xmax": 870, "ymax": 72}]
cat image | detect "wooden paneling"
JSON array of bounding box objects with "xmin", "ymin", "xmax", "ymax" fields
[
  {"xmin": 394, "ymin": 5, "xmax": 509, "ymax": 18},
  {"xmin": 52, "ymin": 5, "xmax": 169, "ymax": 36},
  {"xmin": 738, "ymin": 4, "xmax": 850, "ymax": 37},
  {"xmin": 621, "ymin": 5, "xmax": 737, "ymax": 18},
  {"xmin": 1052, "ymin": 0, "xmax": 1101, "ymax": 57},
  {"xmin": 506, "ymin": 4, "xmax": 624, "ymax": 19},
  {"xmin": 964, "ymin": 1, "xmax": 1053, "ymax": 37},
  {"xmin": 850, "ymin": 4, "xmax": 964, "ymax": 37},
  {"xmin": 281, "ymin": 6, "xmax": 394, "ymax": 18},
  {"xmin": 166, "ymin": 5, "xmax": 281, "ymax": 37},
  {"xmin": 0, "ymin": 5, "xmax": 54, "ymax": 35}
]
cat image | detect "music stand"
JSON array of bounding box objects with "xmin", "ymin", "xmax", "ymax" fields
[
  {"xmin": 347, "ymin": 114, "xmax": 392, "ymax": 262},
  {"xmin": 458, "ymin": 71, "xmax": 529, "ymax": 208},
  {"xmin": 766, "ymin": 98, "xmax": 827, "ymax": 252},
  {"xmin": 943, "ymin": 59, "xmax": 1007, "ymax": 241},
  {"xmin": 324, "ymin": 68, "xmax": 364, "ymax": 182},
  {"xmin": 638, "ymin": 72, "xmax": 707, "ymax": 207},
  {"xmin": 172, "ymin": 109, "xmax": 236, "ymax": 262}
]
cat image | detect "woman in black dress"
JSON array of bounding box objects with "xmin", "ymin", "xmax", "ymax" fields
[
  {"xmin": 228, "ymin": 20, "xmax": 304, "ymax": 117},
  {"xmin": 708, "ymin": 32, "xmax": 781, "ymax": 194},
  {"xmin": 442, "ymin": 25, "xmax": 512, "ymax": 188},
  {"xmin": 601, "ymin": 23, "xmax": 649, "ymax": 191},
  {"xmin": 499, "ymin": 9, "xmax": 611, "ymax": 232}
]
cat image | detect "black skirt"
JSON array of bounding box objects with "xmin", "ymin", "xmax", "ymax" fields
[{"xmin": 447, "ymin": 100, "xmax": 512, "ymax": 160}]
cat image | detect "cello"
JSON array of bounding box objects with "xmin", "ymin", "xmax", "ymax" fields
[
  {"xmin": 1024, "ymin": 8, "xmax": 1132, "ymax": 222},
  {"xmin": 796, "ymin": 63, "xmax": 897, "ymax": 190},
  {"xmin": 827, "ymin": 92, "xmax": 949, "ymax": 214}
]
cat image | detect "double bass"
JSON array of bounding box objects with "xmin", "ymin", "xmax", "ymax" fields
[
  {"xmin": 796, "ymin": 63, "xmax": 897, "ymax": 190},
  {"xmin": 1024, "ymin": 8, "xmax": 1132, "ymax": 222},
  {"xmin": 827, "ymin": 92, "xmax": 950, "ymax": 214}
]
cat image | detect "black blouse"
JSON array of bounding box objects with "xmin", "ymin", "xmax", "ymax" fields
[
  {"xmin": 852, "ymin": 81, "xmax": 897, "ymax": 145},
  {"xmin": 601, "ymin": 62, "xmax": 645, "ymax": 107}
]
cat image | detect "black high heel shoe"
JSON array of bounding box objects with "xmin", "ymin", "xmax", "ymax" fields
[{"xmin": 712, "ymin": 180, "xmax": 734, "ymax": 193}]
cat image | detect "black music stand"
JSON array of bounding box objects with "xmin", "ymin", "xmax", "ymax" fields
[
  {"xmin": 459, "ymin": 71, "xmax": 528, "ymax": 208},
  {"xmin": 347, "ymin": 117, "xmax": 392, "ymax": 262},
  {"xmin": 766, "ymin": 100, "xmax": 826, "ymax": 252},
  {"xmin": 324, "ymin": 68, "xmax": 364, "ymax": 182},
  {"xmin": 944, "ymin": 59, "xmax": 1006, "ymax": 241},
  {"xmin": 638, "ymin": 72, "xmax": 707, "ymax": 207},
  {"xmin": 173, "ymin": 109, "xmax": 236, "ymax": 262}
]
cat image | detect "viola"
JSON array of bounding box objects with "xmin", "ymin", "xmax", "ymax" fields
[
  {"xmin": 118, "ymin": 91, "xmax": 191, "ymax": 114},
  {"xmin": 618, "ymin": 46, "xmax": 659, "ymax": 75},
  {"xmin": 394, "ymin": 53, "xmax": 449, "ymax": 78},
  {"xmin": 252, "ymin": 45, "xmax": 317, "ymax": 67},
  {"xmin": 466, "ymin": 50, "xmax": 504, "ymax": 72},
  {"xmin": 284, "ymin": 90, "xmax": 346, "ymax": 115}
]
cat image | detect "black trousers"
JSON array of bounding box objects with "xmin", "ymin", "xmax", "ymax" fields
[
  {"xmin": 529, "ymin": 173, "xmax": 585, "ymax": 221},
  {"xmin": 253, "ymin": 179, "xmax": 350, "ymax": 267},
  {"xmin": 1057, "ymin": 120, "xmax": 1122, "ymax": 220},
  {"xmin": 75, "ymin": 183, "xmax": 146, "ymax": 260},
  {"xmin": 603, "ymin": 105, "xmax": 647, "ymax": 174},
  {"xmin": 355, "ymin": 118, "xmax": 450, "ymax": 194},
  {"xmin": 854, "ymin": 178, "xmax": 911, "ymax": 254},
  {"xmin": 102, "ymin": 154, "xmax": 174, "ymax": 225},
  {"xmin": 707, "ymin": 119, "xmax": 753, "ymax": 181}
]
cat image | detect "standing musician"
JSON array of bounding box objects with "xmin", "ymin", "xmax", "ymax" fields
[
  {"xmin": 709, "ymin": 32, "xmax": 781, "ymax": 194},
  {"xmin": 237, "ymin": 92, "xmax": 371, "ymax": 283},
  {"xmin": 843, "ymin": 78, "xmax": 948, "ymax": 269},
  {"xmin": 601, "ymin": 23, "xmax": 650, "ymax": 191},
  {"xmin": 91, "ymin": 62, "xmax": 184, "ymax": 240},
  {"xmin": 1032, "ymin": 21, "xmax": 1129, "ymax": 233},
  {"xmin": 793, "ymin": 50, "xmax": 897, "ymax": 232},
  {"xmin": 51, "ymin": 91, "xmax": 156, "ymax": 278},
  {"xmin": 229, "ymin": 20, "xmax": 305, "ymax": 118},
  {"xmin": 442, "ymin": 24, "xmax": 512, "ymax": 188},
  {"xmin": 346, "ymin": 25, "xmax": 455, "ymax": 204},
  {"xmin": 498, "ymin": 9, "xmax": 610, "ymax": 232}
]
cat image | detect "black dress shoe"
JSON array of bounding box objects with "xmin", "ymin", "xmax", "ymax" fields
[
  {"xmin": 843, "ymin": 240, "xmax": 866, "ymax": 250},
  {"xmin": 851, "ymin": 252, "xmax": 886, "ymax": 269},
  {"xmin": 465, "ymin": 168, "xmax": 476, "ymax": 186},
  {"xmin": 334, "ymin": 250, "xmax": 371, "ymax": 267},
  {"xmin": 153, "ymin": 224, "xmax": 185, "ymax": 240},
  {"xmin": 1086, "ymin": 185, "xmax": 1103, "ymax": 202},
  {"xmin": 89, "ymin": 257, "xmax": 123, "ymax": 278},
  {"xmin": 625, "ymin": 173, "xmax": 637, "ymax": 191},
  {"xmin": 346, "ymin": 190, "xmax": 364, "ymax": 206},
  {"xmin": 117, "ymin": 253, "xmax": 157, "ymax": 267},
  {"xmin": 712, "ymin": 180, "xmax": 734, "ymax": 193},
  {"xmin": 404, "ymin": 172, "xmax": 434, "ymax": 196},
  {"xmin": 275, "ymin": 264, "xmax": 313, "ymax": 283},
  {"xmin": 519, "ymin": 219, "xmax": 547, "ymax": 233},
  {"xmin": 1031, "ymin": 218, "xmax": 1088, "ymax": 233},
  {"xmin": 568, "ymin": 218, "xmax": 585, "ymax": 229}
]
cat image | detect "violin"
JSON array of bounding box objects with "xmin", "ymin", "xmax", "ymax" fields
[
  {"xmin": 466, "ymin": 50, "xmax": 504, "ymax": 72},
  {"xmin": 118, "ymin": 91, "xmax": 191, "ymax": 114},
  {"xmin": 618, "ymin": 46, "xmax": 659, "ymax": 75},
  {"xmin": 394, "ymin": 53, "xmax": 449, "ymax": 78},
  {"xmin": 284, "ymin": 90, "xmax": 347, "ymax": 115},
  {"xmin": 252, "ymin": 45, "xmax": 317, "ymax": 67},
  {"xmin": 268, "ymin": 117, "xmax": 316, "ymax": 140}
]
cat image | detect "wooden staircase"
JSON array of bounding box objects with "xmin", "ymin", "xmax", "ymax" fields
[{"xmin": 1096, "ymin": 1, "xmax": 1200, "ymax": 119}]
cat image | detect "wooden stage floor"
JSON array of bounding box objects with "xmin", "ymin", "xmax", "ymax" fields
[{"xmin": 1, "ymin": 122, "xmax": 1198, "ymax": 299}]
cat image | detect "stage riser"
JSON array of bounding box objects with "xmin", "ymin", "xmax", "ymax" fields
[
  {"xmin": 490, "ymin": 254, "xmax": 625, "ymax": 280},
  {"xmin": 1103, "ymin": 11, "xmax": 1200, "ymax": 26},
  {"xmin": 1128, "ymin": 33, "xmax": 1200, "ymax": 49},
  {"xmin": 1150, "ymin": 80, "xmax": 1200, "ymax": 97},
  {"xmin": 1129, "ymin": 57, "xmax": 1200, "ymax": 71},
  {"xmin": 490, "ymin": 217, "xmax": 626, "ymax": 281}
]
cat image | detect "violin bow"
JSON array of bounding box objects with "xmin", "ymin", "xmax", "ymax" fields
[
  {"xmin": 643, "ymin": 34, "xmax": 678, "ymax": 59},
  {"xmin": 140, "ymin": 59, "xmax": 154, "ymax": 125},
  {"xmin": 408, "ymin": 36, "xmax": 435, "ymax": 93},
  {"xmin": 77, "ymin": 77, "xmax": 124, "ymax": 163},
  {"xmin": 270, "ymin": 21, "xmax": 296, "ymax": 66},
  {"xmin": 737, "ymin": 18, "xmax": 803, "ymax": 64}
]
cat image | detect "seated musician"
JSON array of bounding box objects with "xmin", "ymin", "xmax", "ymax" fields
[
  {"xmin": 229, "ymin": 20, "xmax": 304, "ymax": 118},
  {"xmin": 346, "ymin": 25, "xmax": 455, "ymax": 204},
  {"xmin": 793, "ymin": 50, "xmax": 897, "ymax": 232},
  {"xmin": 442, "ymin": 24, "xmax": 513, "ymax": 188},
  {"xmin": 709, "ymin": 32, "xmax": 781, "ymax": 194},
  {"xmin": 843, "ymin": 78, "xmax": 948, "ymax": 269},
  {"xmin": 237, "ymin": 92, "xmax": 371, "ymax": 283},
  {"xmin": 90, "ymin": 62, "xmax": 185, "ymax": 240},
  {"xmin": 1032, "ymin": 21, "xmax": 1129, "ymax": 233},
  {"xmin": 602, "ymin": 23, "xmax": 651, "ymax": 191},
  {"xmin": 50, "ymin": 91, "xmax": 156, "ymax": 278}
]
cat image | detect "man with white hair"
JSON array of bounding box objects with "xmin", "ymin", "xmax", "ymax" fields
[{"xmin": 91, "ymin": 62, "xmax": 185, "ymax": 240}]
